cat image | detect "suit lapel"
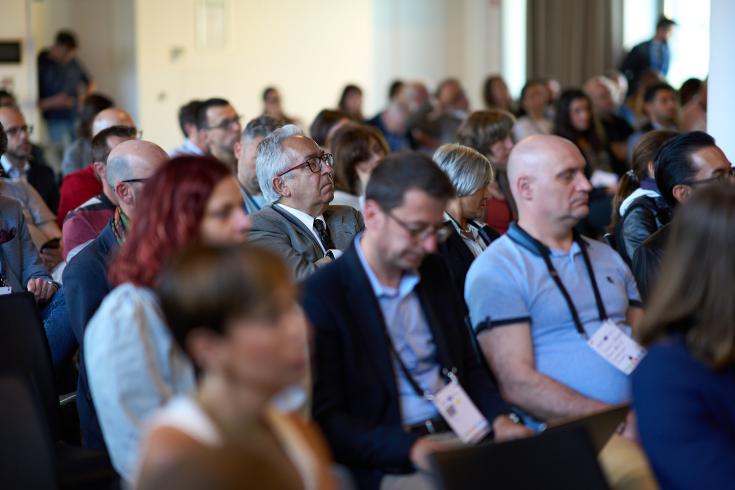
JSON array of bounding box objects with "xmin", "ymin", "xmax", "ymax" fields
[{"xmin": 270, "ymin": 204, "xmax": 325, "ymax": 256}]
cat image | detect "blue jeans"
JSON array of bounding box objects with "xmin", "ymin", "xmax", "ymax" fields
[
  {"xmin": 41, "ymin": 288, "xmax": 78, "ymax": 368},
  {"xmin": 46, "ymin": 118, "xmax": 75, "ymax": 147}
]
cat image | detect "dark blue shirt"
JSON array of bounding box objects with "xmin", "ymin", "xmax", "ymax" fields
[
  {"xmin": 633, "ymin": 334, "xmax": 735, "ymax": 490},
  {"xmin": 37, "ymin": 49, "xmax": 90, "ymax": 121}
]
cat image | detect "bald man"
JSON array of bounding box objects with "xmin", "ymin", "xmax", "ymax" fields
[
  {"xmin": 465, "ymin": 135, "xmax": 655, "ymax": 489},
  {"xmin": 63, "ymin": 139, "xmax": 168, "ymax": 450},
  {"xmin": 0, "ymin": 106, "xmax": 60, "ymax": 213},
  {"xmin": 57, "ymin": 107, "xmax": 137, "ymax": 228}
]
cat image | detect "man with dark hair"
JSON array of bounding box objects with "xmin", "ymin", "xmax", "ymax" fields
[
  {"xmin": 388, "ymin": 80, "xmax": 405, "ymax": 103},
  {"xmin": 633, "ymin": 132, "xmax": 732, "ymax": 300},
  {"xmin": 169, "ymin": 100, "xmax": 208, "ymax": 158},
  {"xmin": 627, "ymin": 83, "xmax": 678, "ymax": 161},
  {"xmin": 620, "ymin": 16, "xmax": 677, "ymax": 94},
  {"xmin": 303, "ymin": 151, "xmax": 529, "ymax": 490},
  {"xmin": 37, "ymin": 29, "xmax": 94, "ymax": 152},
  {"xmin": 196, "ymin": 98, "xmax": 241, "ymax": 171},
  {"xmin": 234, "ymin": 115, "xmax": 282, "ymax": 214},
  {"xmin": 62, "ymin": 125, "xmax": 137, "ymax": 260},
  {"xmin": 0, "ymin": 106, "xmax": 59, "ymax": 213}
]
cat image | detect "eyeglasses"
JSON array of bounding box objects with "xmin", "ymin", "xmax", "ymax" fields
[
  {"xmin": 684, "ymin": 167, "xmax": 735, "ymax": 186},
  {"xmin": 385, "ymin": 211, "xmax": 453, "ymax": 243},
  {"xmin": 4, "ymin": 124, "xmax": 33, "ymax": 137},
  {"xmin": 121, "ymin": 177, "xmax": 149, "ymax": 185},
  {"xmin": 205, "ymin": 115, "xmax": 241, "ymax": 131},
  {"xmin": 277, "ymin": 153, "xmax": 334, "ymax": 177}
]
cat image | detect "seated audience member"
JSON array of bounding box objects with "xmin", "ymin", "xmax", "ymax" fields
[
  {"xmin": 63, "ymin": 140, "xmax": 168, "ymax": 450},
  {"xmin": 680, "ymin": 80, "xmax": 707, "ymax": 132},
  {"xmin": 61, "ymin": 93, "xmax": 114, "ymax": 176},
  {"xmin": 309, "ymin": 109, "xmax": 350, "ymax": 152},
  {"xmin": 169, "ymin": 99, "xmax": 208, "ymax": 158},
  {"xmin": 57, "ymin": 107, "xmax": 135, "ymax": 226},
  {"xmin": 633, "ymin": 183, "xmax": 735, "ymax": 490},
  {"xmin": 84, "ymin": 156, "xmax": 251, "ymax": 480},
  {"xmin": 483, "ymin": 74, "xmax": 514, "ymax": 112},
  {"xmin": 512, "ymin": 80, "xmax": 553, "ymax": 141},
  {"xmin": 584, "ymin": 76, "xmax": 634, "ymax": 172},
  {"xmin": 197, "ymin": 97, "xmax": 242, "ymax": 172},
  {"xmin": 610, "ymin": 130, "xmax": 677, "ymax": 265},
  {"xmin": 0, "ymin": 106, "xmax": 59, "ymax": 213},
  {"xmin": 338, "ymin": 84, "xmax": 364, "ymax": 122},
  {"xmin": 249, "ymin": 125, "xmax": 363, "ymax": 281},
  {"xmin": 262, "ymin": 86, "xmax": 297, "ymax": 125},
  {"xmin": 62, "ymin": 125, "xmax": 137, "ymax": 260},
  {"xmin": 465, "ymin": 135, "xmax": 656, "ymax": 490},
  {"xmin": 368, "ymin": 91, "xmax": 413, "ymax": 152},
  {"xmin": 456, "ymin": 109, "xmax": 516, "ymax": 233},
  {"xmin": 0, "ymin": 195, "xmax": 56, "ymax": 303},
  {"xmin": 303, "ymin": 152, "xmax": 530, "ymax": 490},
  {"xmin": 434, "ymin": 143, "xmax": 498, "ymax": 301},
  {"xmin": 137, "ymin": 245, "xmax": 337, "ymax": 490},
  {"xmin": 554, "ymin": 89, "xmax": 620, "ymax": 237},
  {"xmin": 234, "ymin": 115, "xmax": 283, "ymax": 214},
  {"xmin": 407, "ymin": 78, "xmax": 470, "ymax": 149},
  {"xmin": 678, "ymin": 78, "xmax": 702, "ymax": 107},
  {"xmin": 1, "ymin": 120, "xmax": 61, "ymax": 263},
  {"xmin": 627, "ymin": 83, "xmax": 678, "ymax": 161},
  {"xmin": 632, "ymin": 132, "xmax": 732, "ymax": 301},
  {"xmin": 330, "ymin": 123, "xmax": 389, "ymax": 210}
]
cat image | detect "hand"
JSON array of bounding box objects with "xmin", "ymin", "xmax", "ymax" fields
[
  {"xmin": 409, "ymin": 436, "xmax": 460, "ymax": 472},
  {"xmin": 40, "ymin": 247, "xmax": 63, "ymax": 271},
  {"xmin": 315, "ymin": 256, "xmax": 333, "ymax": 267},
  {"xmin": 492, "ymin": 414, "xmax": 534, "ymax": 442},
  {"xmin": 26, "ymin": 278, "xmax": 57, "ymax": 303}
]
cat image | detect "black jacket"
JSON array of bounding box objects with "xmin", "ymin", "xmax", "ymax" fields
[
  {"xmin": 616, "ymin": 194, "xmax": 672, "ymax": 266},
  {"xmin": 632, "ymin": 223, "xmax": 669, "ymax": 303},
  {"xmin": 302, "ymin": 244, "xmax": 509, "ymax": 490}
]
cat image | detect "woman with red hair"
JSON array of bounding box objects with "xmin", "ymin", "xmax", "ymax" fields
[{"xmin": 84, "ymin": 156, "xmax": 251, "ymax": 481}]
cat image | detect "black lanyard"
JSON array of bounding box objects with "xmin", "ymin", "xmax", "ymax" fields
[{"xmin": 508, "ymin": 223, "xmax": 608, "ymax": 339}]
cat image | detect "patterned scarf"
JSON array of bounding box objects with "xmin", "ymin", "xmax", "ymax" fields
[{"xmin": 111, "ymin": 207, "xmax": 130, "ymax": 245}]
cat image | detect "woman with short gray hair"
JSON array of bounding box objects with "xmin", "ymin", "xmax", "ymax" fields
[{"xmin": 433, "ymin": 143, "xmax": 499, "ymax": 304}]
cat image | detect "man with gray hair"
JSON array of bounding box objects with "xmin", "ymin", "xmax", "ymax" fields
[
  {"xmin": 249, "ymin": 124, "xmax": 363, "ymax": 281},
  {"xmin": 63, "ymin": 139, "xmax": 168, "ymax": 450},
  {"xmin": 234, "ymin": 115, "xmax": 282, "ymax": 214}
]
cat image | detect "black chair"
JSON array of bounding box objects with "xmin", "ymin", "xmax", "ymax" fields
[
  {"xmin": 430, "ymin": 426, "xmax": 610, "ymax": 490},
  {"xmin": 0, "ymin": 292, "xmax": 118, "ymax": 489},
  {"xmin": 0, "ymin": 373, "xmax": 59, "ymax": 490}
]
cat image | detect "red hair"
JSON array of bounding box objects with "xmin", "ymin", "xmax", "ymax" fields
[{"xmin": 109, "ymin": 156, "xmax": 232, "ymax": 288}]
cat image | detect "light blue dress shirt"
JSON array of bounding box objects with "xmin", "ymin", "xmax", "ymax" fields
[{"xmin": 354, "ymin": 235, "xmax": 444, "ymax": 425}]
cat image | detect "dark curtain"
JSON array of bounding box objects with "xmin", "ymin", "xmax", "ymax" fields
[{"xmin": 526, "ymin": 0, "xmax": 624, "ymax": 88}]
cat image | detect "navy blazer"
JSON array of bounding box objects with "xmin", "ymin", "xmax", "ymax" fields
[{"xmin": 302, "ymin": 243, "xmax": 509, "ymax": 490}]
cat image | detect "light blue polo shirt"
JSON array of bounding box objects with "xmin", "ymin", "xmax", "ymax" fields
[{"xmin": 465, "ymin": 232, "xmax": 641, "ymax": 425}]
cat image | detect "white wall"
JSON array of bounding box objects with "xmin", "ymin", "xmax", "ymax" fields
[{"xmin": 708, "ymin": 0, "xmax": 735, "ymax": 160}]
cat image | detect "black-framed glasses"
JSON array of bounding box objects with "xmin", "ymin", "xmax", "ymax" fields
[
  {"xmin": 121, "ymin": 177, "xmax": 150, "ymax": 185},
  {"xmin": 4, "ymin": 124, "xmax": 33, "ymax": 137},
  {"xmin": 385, "ymin": 211, "xmax": 453, "ymax": 243},
  {"xmin": 277, "ymin": 153, "xmax": 334, "ymax": 177},
  {"xmin": 205, "ymin": 115, "xmax": 241, "ymax": 131},
  {"xmin": 684, "ymin": 167, "xmax": 735, "ymax": 186}
]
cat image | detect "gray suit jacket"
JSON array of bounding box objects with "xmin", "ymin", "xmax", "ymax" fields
[
  {"xmin": 0, "ymin": 195, "xmax": 50, "ymax": 291},
  {"xmin": 248, "ymin": 204, "xmax": 363, "ymax": 281}
]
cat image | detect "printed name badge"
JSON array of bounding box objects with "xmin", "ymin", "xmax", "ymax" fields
[
  {"xmin": 587, "ymin": 319, "xmax": 646, "ymax": 375},
  {"xmin": 432, "ymin": 377, "xmax": 490, "ymax": 443},
  {"xmin": 0, "ymin": 286, "xmax": 11, "ymax": 296}
]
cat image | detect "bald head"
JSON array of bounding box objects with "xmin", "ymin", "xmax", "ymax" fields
[
  {"xmin": 92, "ymin": 108, "xmax": 135, "ymax": 137},
  {"xmin": 508, "ymin": 135, "xmax": 591, "ymax": 226},
  {"xmin": 106, "ymin": 139, "xmax": 168, "ymax": 189}
]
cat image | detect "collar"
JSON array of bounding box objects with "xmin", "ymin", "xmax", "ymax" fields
[
  {"xmin": 183, "ymin": 138, "xmax": 206, "ymax": 156},
  {"xmin": 239, "ymin": 181, "xmax": 264, "ymax": 212},
  {"xmin": 507, "ymin": 222, "xmax": 588, "ymax": 258},
  {"xmin": 0, "ymin": 154, "xmax": 29, "ymax": 178},
  {"xmin": 354, "ymin": 233, "xmax": 420, "ymax": 300},
  {"xmin": 276, "ymin": 203, "xmax": 325, "ymax": 230}
]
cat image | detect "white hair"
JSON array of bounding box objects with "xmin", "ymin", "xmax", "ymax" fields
[
  {"xmin": 433, "ymin": 143, "xmax": 493, "ymax": 197},
  {"xmin": 255, "ymin": 124, "xmax": 305, "ymax": 204}
]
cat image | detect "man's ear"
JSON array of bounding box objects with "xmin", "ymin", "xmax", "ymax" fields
[
  {"xmin": 671, "ymin": 183, "xmax": 691, "ymax": 204},
  {"xmin": 516, "ymin": 175, "xmax": 533, "ymax": 201},
  {"xmin": 272, "ymin": 176, "xmax": 290, "ymax": 198},
  {"xmin": 92, "ymin": 161, "xmax": 105, "ymax": 180},
  {"xmin": 114, "ymin": 181, "xmax": 132, "ymax": 205},
  {"xmin": 233, "ymin": 141, "xmax": 242, "ymax": 160}
]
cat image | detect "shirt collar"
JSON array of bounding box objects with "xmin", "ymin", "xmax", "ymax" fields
[
  {"xmin": 0, "ymin": 154, "xmax": 29, "ymax": 178},
  {"xmin": 183, "ymin": 138, "xmax": 206, "ymax": 156},
  {"xmin": 276, "ymin": 203, "xmax": 325, "ymax": 230},
  {"xmin": 354, "ymin": 233, "xmax": 420, "ymax": 300}
]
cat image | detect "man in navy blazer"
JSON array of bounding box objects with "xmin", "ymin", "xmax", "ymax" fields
[{"xmin": 303, "ymin": 152, "xmax": 530, "ymax": 490}]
